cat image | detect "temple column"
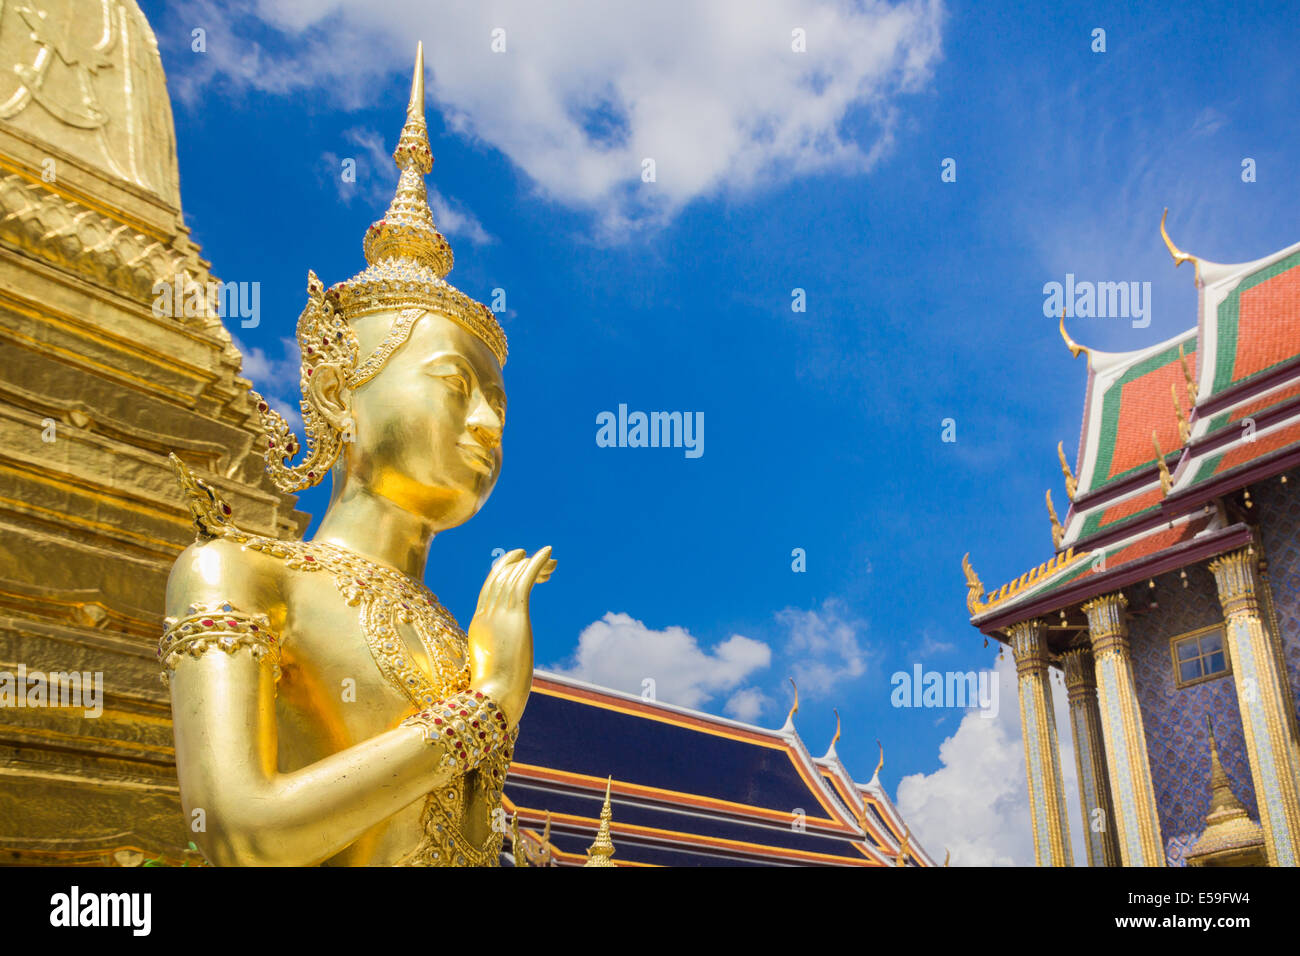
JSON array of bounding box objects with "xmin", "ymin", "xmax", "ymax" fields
[
  {"xmin": 1081, "ymin": 593, "xmax": 1165, "ymax": 866},
  {"xmin": 1060, "ymin": 640, "xmax": 1123, "ymax": 866},
  {"xmin": 1209, "ymin": 547, "xmax": 1300, "ymax": 866},
  {"xmin": 1008, "ymin": 619, "xmax": 1074, "ymax": 866}
]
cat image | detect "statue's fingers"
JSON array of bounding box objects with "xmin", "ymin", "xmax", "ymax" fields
[
  {"xmin": 534, "ymin": 557, "xmax": 558, "ymax": 584},
  {"xmin": 485, "ymin": 549, "xmax": 526, "ymax": 611},
  {"xmin": 516, "ymin": 547, "xmax": 553, "ymax": 598}
]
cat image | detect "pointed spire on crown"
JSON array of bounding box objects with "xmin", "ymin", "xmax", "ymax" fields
[
  {"xmin": 362, "ymin": 42, "xmax": 452, "ymax": 277},
  {"xmin": 328, "ymin": 42, "xmax": 507, "ymax": 366}
]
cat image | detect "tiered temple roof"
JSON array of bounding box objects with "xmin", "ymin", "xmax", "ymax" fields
[
  {"xmin": 504, "ymin": 671, "xmax": 934, "ymax": 866},
  {"xmin": 967, "ymin": 220, "xmax": 1300, "ymax": 632}
]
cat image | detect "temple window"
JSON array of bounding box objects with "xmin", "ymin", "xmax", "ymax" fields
[{"xmin": 1170, "ymin": 625, "xmax": 1231, "ymax": 688}]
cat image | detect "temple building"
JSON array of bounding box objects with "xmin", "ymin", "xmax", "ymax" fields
[
  {"xmin": 506, "ymin": 672, "xmax": 933, "ymax": 867},
  {"xmin": 0, "ymin": 0, "xmax": 933, "ymax": 867},
  {"xmin": 964, "ymin": 218, "xmax": 1300, "ymax": 866}
]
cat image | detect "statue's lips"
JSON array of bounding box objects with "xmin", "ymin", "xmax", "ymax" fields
[{"xmin": 457, "ymin": 441, "xmax": 495, "ymax": 474}]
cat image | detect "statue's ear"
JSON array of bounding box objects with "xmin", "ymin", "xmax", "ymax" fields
[{"xmin": 308, "ymin": 365, "xmax": 352, "ymax": 433}]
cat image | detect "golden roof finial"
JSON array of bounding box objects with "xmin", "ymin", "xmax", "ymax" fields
[
  {"xmin": 1161, "ymin": 208, "xmax": 1202, "ymax": 285},
  {"xmin": 1046, "ymin": 488, "xmax": 1065, "ymax": 549},
  {"xmin": 826, "ymin": 708, "xmax": 841, "ymax": 756},
  {"xmin": 894, "ymin": 827, "xmax": 911, "ymax": 866},
  {"xmin": 1172, "ymin": 383, "xmax": 1191, "ymax": 444},
  {"xmin": 1059, "ymin": 308, "xmax": 1092, "ymax": 371},
  {"xmin": 1153, "ymin": 430, "xmax": 1174, "ymax": 495},
  {"xmin": 509, "ymin": 811, "xmax": 527, "ymax": 867},
  {"xmin": 584, "ymin": 776, "xmax": 616, "ymax": 868},
  {"xmin": 962, "ymin": 553, "xmax": 986, "ymax": 615},
  {"xmin": 1057, "ymin": 441, "xmax": 1078, "ymax": 500},
  {"xmin": 1179, "ymin": 342, "xmax": 1199, "ymax": 404},
  {"xmin": 874, "ymin": 738, "xmax": 885, "ymax": 780},
  {"xmin": 943, "ymin": 848, "xmax": 950, "ymax": 867},
  {"xmin": 783, "ymin": 677, "xmax": 799, "ymax": 729}
]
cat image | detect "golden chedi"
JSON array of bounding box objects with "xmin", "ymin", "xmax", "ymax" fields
[
  {"xmin": 0, "ymin": 0, "xmax": 307, "ymax": 863},
  {"xmin": 163, "ymin": 44, "xmax": 553, "ymax": 867}
]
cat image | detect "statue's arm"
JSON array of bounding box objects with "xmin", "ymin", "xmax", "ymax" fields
[{"xmin": 163, "ymin": 542, "xmax": 466, "ymax": 867}]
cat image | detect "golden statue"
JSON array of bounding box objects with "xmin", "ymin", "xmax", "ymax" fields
[{"xmin": 159, "ymin": 44, "xmax": 554, "ymax": 867}]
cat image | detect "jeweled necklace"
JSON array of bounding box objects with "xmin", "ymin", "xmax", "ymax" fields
[{"xmin": 243, "ymin": 535, "xmax": 470, "ymax": 707}]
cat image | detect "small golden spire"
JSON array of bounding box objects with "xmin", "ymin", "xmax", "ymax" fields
[
  {"xmin": 784, "ymin": 677, "xmax": 799, "ymax": 728},
  {"xmin": 1172, "ymin": 383, "xmax": 1191, "ymax": 444},
  {"xmin": 1057, "ymin": 441, "xmax": 1078, "ymax": 500},
  {"xmin": 1153, "ymin": 430, "xmax": 1173, "ymax": 495},
  {"xmin": 1185, "ymin": 716, "xmax": 1266, "ymax": 866},
  {"xmin": 874, "ymin": 738, "xmax": 885, "ymax": 780},
  {"xmin": 1161, "ymin": 208, "xmax": 1201, "ymax": 285},
  {"xmin": 962, "ymin": 553, "xmax": 986, "ymax": 614},
  {"xmin": 1179, "ymin": 342, "xmax": 1199, "ymax": 404},
  {"xmin": 1059, "ymin": 309, "xmax": 1092, "ymax": 370},
  {"xmin": 943, "ymin": 848, "xmax": 950, "ymax": 867},
  {"xmin": 584, "ymin": 776, "xmax": 616, "ymax": 868},
  {"xmin": 827, "ymin": 708, "xmax": 841, "ymax": 754},
  {"xmin": 1046, "ymin": 488, "xmax": 1065, "ymax": 549}
]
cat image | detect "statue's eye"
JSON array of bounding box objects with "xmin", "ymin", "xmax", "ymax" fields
[{"xmin": 441, "ymin": 372, "xmax": 470, "ymax": 395}]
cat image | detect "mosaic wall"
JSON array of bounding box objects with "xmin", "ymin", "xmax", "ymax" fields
[
  {"xmin": 1127, "ymin": 562, "xmax": 1255, "ymax": 867},
  {"xmin": 1253, "ymin": 467, "xmax": 1300, "ymax": 731}
]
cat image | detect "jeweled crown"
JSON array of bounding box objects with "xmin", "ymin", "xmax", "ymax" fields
[
  {"xmin": 249, "ymin": 43, "xmax": 506, "ymax": 494},
  {"xmin": 327, "ymin": 42, "xmax": 506, "ymax": 366}
]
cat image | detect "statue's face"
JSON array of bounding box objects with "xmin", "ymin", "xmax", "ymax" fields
[{"xmin": 342, "ymin": 310, "xmax": 504, "ymax": 529}]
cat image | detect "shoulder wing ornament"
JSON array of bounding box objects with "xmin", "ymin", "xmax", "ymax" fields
[{"xmin": 168, "ymin": 453, "xmax": 237, "ymax": 540}]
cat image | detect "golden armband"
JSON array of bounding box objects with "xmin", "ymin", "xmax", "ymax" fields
[
  {"xmin": 159, "ymin": 602, "xmax": 280, "ymax": 686},
  {"xmin": 401, "ymin": 690, "xmax": 513, "ymax": 774}
]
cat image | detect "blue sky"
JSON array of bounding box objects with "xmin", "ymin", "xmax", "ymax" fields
[{"xmin": 139, "ymin": 0, "xmax": 1300, "ymax": 863}]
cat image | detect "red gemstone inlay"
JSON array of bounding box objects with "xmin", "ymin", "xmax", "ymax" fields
[
  {"xmin": 227, "ymin": 620, "xmax": 239, "ymax": 627},
  {"xmin": 434, "ymin": 718, "xmax": 443, "ymax": 725},
  {"xmin": 304, "ymin": 555, "xmax": 315, "ymax": 562},
  {"xmin": 201, "ymin": 619, "xmax": 214, "ymax": 626}
]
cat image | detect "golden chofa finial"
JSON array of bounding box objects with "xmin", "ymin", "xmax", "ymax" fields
[
  {"xmin": 823, "ymin": 708, "xmax": 841, "ymax": 759},
  {"xmin": 1059, "ymin": 308, "xmax": 1092, "ymax": 371},
  {"xmin": 1046, "ymin": 489, "xmax": 1065, "ymax": 549},
  {"xmin": 943, "ymin": 848, "xmax": 951, "ymax": 867},
  {"xmin": 1057, "ymin": 441, "xmax": 1078, "ymax": 500},
  {"xmin": 1161, "ymin": 208, "xmax": 1202, "ymax": 286},
  {"xmin": 894, "ymin": 827, "xmax": 912, "ymax": 866},
  {"xmin": 1153, "ymin": 430, "xmax": 1174, "ymax": 495},
  {"xmin": 1179, "ymin": 342, "xmax": 1199, "ymax": 404},
  {"xmin": 962, "ymin": 553, "xmax": 985, "ymax": 615},
  {"xmin": 874, "ymin": 738, "xmax": 885, "ymax": 780},
  {"xmin": 584, "ymin": 776, "xmax": 616, "ymax": 868},
  {"xmin": 782, "ymin": 677, "xmax": 799, "ymax": 730},
  {"xmin": 1172, "ymin": 383, "xmax": 1191, "ymax": 444}
]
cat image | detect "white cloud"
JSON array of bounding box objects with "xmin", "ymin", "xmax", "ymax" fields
[
  {"xmin": 549, "ymin": 611, "xmax": 770, "ymax": 710},
  {"xmin": 777, "ymin": 598, "xmax": 871, "ymax": 695},
  {"xmin": 724, "ymin": 687, "xmax": 771, "ymax": 722},
  {"xmin": 170, "ymin": 0, "xmax": 945, "ymax": 231},
  {"xmin": 895, "ymin": 651, "xmax": 1085, "ymax": 866}
]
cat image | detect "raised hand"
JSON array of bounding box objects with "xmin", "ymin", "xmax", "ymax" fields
[{"xmin": 467, "ymin": 547, "xmax": 555, "ymax": 727}]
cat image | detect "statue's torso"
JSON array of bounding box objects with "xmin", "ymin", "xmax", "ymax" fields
[{"xmin": 188, "ymin": 535, "xmax": 504, "ymax": 866}]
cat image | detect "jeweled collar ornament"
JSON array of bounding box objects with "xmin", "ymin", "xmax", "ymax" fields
[{"xmin": 250, "ymin": 42, "xmax": 507, "ymax": 493}]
